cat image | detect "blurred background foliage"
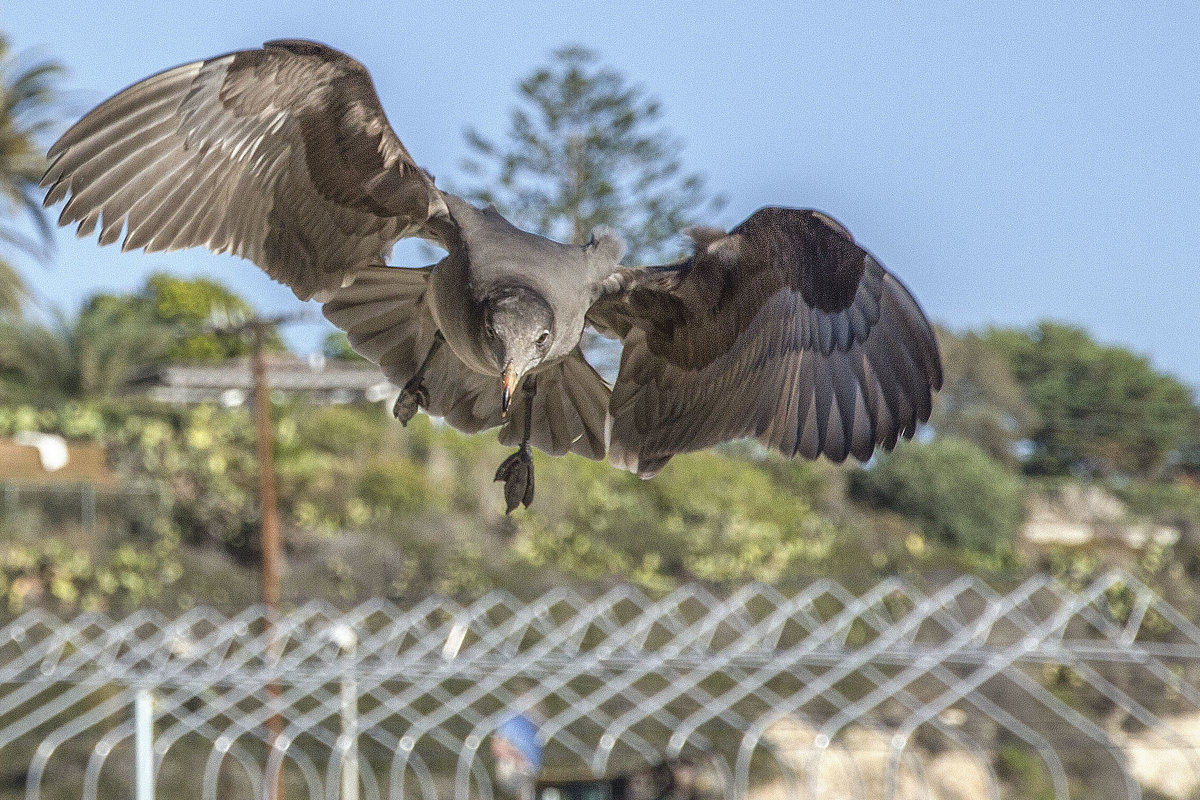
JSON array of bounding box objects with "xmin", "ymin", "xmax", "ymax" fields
[
  {"xmin": 848, "ymin": 436, "xmax": 1025, "ymax": 563},
  {"xmin": 983, "ymin": 321, "xmax": 1198, "ymax": 479},
  {"xmin": 0, "ymin": 35, "xmax": 1197, "ymax": 621},
  {"xmin": 0, "ymin": 32, "xmax": 63, "ymax": 317},
  {"xmin": 1, "ymin": 304, "xmax": 1198, "ymax": 617},
  {"xmin": 86, "ymin": 273, "xmax": 286, "ymax": 361}
]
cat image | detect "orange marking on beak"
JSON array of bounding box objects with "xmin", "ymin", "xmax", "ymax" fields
[{"xmin": 500, "ymin": 361, "xmax": 518, "ymax": 416}]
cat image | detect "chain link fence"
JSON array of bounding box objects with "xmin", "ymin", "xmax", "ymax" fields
[{"xmin": 2, "ymin": 571, "xmax": 1200, "ymax": 799}]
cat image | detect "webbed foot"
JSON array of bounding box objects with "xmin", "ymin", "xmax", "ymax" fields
[
  {"xmin": 392, "ymin": 382, "xmax": 429, "ymax": 426},
  {"xmin": 494, "ymin": 445, "xmax": 534, "ymax": 513}
]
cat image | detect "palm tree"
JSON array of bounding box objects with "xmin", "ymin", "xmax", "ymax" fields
[
  {"xmin": 0, "ymin": 305, "xmax": 171, "ymax": 404},
  {"xmin": 0, "ymin": 33, "xmax": 65, "ymax": 317}
]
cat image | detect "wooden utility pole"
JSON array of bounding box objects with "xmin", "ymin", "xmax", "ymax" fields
[
  {"xmin": 249, "ymin": 321, "xmax": 285, "ymax": 800},
  {"xmin": 208, "ymin": 307, "xmax": 316, "ymax": 800},
  {"xmin": 251, "ymin": 322, "xmax": 282, "ymax": 613},
  {"xmin": 209, "ymin": 309, "xmax": 309, "ymax": 609},
  {"xmin": 229, "ymin": 312, "xmax": 311, "ymax": 800}
]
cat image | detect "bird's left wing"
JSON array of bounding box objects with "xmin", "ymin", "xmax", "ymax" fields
[
  {"xmin": 592, "ymin": 207, "xmax": 942, "ymax": 477},
  {"xmin": 41, "ymin": 39, "xmax": 448, "ymax": 301}
]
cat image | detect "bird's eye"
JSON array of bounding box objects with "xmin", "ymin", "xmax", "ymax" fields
[
  {"xmin": 536, "ymin": 330, "xmax": 550, "ymax": 345},
  {"xmin": 485, "ymin": 322, "xmax": 497, "ymax": 338}
]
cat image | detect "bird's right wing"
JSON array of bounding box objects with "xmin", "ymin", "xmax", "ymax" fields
[
  {"xmin": 592, "ymin": 207, "xmax": 942, "ymax": 477},
  {"xmin": 41, "ymin": 39, "xmax": 448, "ymax": 301}
]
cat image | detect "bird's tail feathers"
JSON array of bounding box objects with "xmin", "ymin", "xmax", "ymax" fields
[{"xmin": 499, "ymin": 350, "xmax": 610, "ymax": 461}]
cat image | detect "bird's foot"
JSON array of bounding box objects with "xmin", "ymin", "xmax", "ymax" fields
[
  {"xmin": 393, "ymin": 382, "xmax": 429, "ymax": 426},
  {"xmin": 494, "ymin": 445, "xmax": 534, "ymax": 513}
]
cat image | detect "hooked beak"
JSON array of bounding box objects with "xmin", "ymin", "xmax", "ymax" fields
[{"xmin": 500, "ymin": 361, "xmax": 519, "ymax": 416}]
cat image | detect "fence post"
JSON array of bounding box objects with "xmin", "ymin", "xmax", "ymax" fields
[
  {"xmin": 135, "ymin": 688, "xmax": 155, "ymax": 800},
  {"xmin": 81, "ymin": 484, "xmax": 97, "ymax": 530},
  {"xmin": 3, "ymin": 482, "xmax": 16, "ymax": 518}
]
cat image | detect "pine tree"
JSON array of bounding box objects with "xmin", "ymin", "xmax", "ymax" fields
[{"xmin": 459, "ymin": 46, "xmax": 724, "ymax": 264}]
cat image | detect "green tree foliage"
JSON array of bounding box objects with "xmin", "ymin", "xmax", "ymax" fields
[
  {"xmin": 0, "ymin": 304, "xmax": 169, "ymax": 404},
  {"xmin": 1179, "ymin": 406, "xmax": 1200, "ymax": 478},
  {"xmin": 0, "ymin": 537, "xmax": 178, "ymax": 613},
  {"xmin": 983, "ymin": 321, "xmax": 1197, "ymax": 478},
  {"xmin": 460, "ymin": 46, "xmax": 724, "ymax": 262},
  {"xmin": 87, "ymin": 272, "xmax": 284, "ymax": 360},
  {"xmin": 0, "ymin": 34, "xmax": 65, "ymax": 316},
  {"xmin": 357, "ymin": 460, "xmax": 439, "ymax": 515},
  {"xmin": 931, "ymin": 326, "xmax": 1038, "ymax": 467},
  {"xmin": 848, "ymin": 437, "xmax": 1026, "ymax": 559},
  {"xmin": 513, "ymin": 451, "xmax": 836, "ymax": 591},
  {"xmin": 0, "ymin": 273, "xmax": 268, "ymax": 404}
]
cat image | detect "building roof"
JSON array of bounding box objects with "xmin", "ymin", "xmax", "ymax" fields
[{"xmin": 126, "ymin": 354, "xmax": 393, "ymax": 405}]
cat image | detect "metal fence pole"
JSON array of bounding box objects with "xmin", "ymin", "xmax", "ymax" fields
[
  {"xmin": 5, "ymin": 573, "xmax": 1200, "ymax": 800},
  {"xmin": 135, "ymin": 688, "xmax": 155, "ymax": 800},
  {"xmin": 333, "ymin": 625, "xmax": 359, "ymax": 800}
]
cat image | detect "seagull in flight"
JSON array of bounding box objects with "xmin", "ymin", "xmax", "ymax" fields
[{"xmin": 41, "ymin": 39, "xmax": 942, "ymax": 511}]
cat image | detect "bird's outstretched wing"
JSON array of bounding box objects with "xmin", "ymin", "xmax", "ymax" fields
[
  {"xmin": 594, "ymin": 207, "xmax": 942, "ymax": 477},
  {"xmin": 41, "ymin": 39, "xmax": 448, "ymax": 300}
]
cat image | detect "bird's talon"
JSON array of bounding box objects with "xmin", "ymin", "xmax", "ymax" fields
[
  {"xmin": 393, "ymin": 383, "xmax": 428, "ymax": 426},
  {"xmin": 522, "ymin": 462, "xmax": 535, "ymax": 508},
  {"xmin": 494, "ymin": 446, "xmax": 534, "ymax": 513}
]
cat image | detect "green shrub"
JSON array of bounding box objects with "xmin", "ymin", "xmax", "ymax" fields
[
  {"xmin": 357, "ymin": 459, "xmax": 438, "ymax": 514},
  {"xmin": 848, "ymin": 436, "xmax": 1025, "ymax": 557},
  {"xmin": 1114, "ymin": 479, "xmax": 1200, "ymax": 532},
  {"xmin": 297, "ymin": 405, "xmax": 386, "ymax": 458},
  {"xmin": 513, "ymin": 450, "xmax": 836, "ymax": 590}
]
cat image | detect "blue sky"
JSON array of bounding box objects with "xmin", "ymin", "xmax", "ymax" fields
[{"xmin": 7, "ymin": 2, "xmax": 1199, "ymax": 387}]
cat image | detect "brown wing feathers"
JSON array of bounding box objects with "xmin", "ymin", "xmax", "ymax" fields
[
  {"xmin": 40, "ymin": 39, "xmax": 445, "ymax": 301},
  {"xmin": 42, "ymin": 41, "xmax": 940, "ymax": 476},
  {"xmin": 606, "ymin": 207, "xmax": 942, "ymax": 476}
]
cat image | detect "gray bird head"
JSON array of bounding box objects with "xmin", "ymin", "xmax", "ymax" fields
[{"xmin": 482, "ymin": 287, "xmax": 556, "ymax": 414}]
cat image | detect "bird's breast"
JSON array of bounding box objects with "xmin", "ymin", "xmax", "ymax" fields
[{"xmin": 427, "ymin": 260, "xmax": 498, "ymax": 375}]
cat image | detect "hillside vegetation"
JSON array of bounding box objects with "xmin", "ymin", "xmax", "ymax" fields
[{"xmin": 0, "ymin": 279, "xmax": 1197, "ymax": 616}]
